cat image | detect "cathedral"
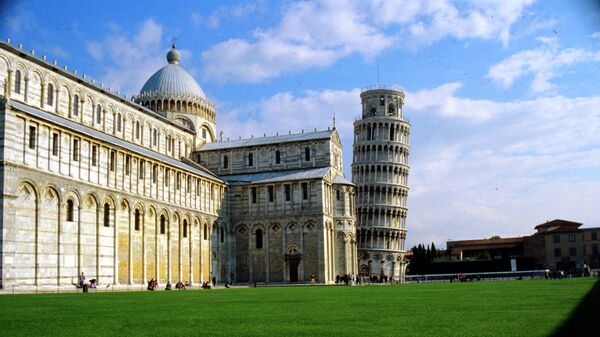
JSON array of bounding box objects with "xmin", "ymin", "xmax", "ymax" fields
[{"xmin": 0, "ymin": 41, "xmax": 409, "ymax": 291}]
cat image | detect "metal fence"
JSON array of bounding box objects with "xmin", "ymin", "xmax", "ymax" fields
[{"xmin": 404, "ymin": 270, "xmax": 548, "ymax": 283}]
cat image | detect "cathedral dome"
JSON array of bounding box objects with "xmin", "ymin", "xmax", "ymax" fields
[{"xmin": 139, "ymin": 44, "xmax": 206, "ymax": 100}]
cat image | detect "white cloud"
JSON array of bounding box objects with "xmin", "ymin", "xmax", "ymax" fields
[
  {"xmin": 487, "ymin": 37, "xmax": 600, "ymax": 94},
  {"xmin": 84, "ymin": 19, "xmax": 175, "ymax": 95},
  {"xmin": 202, "ymin": 0, "xmax": 392, "ymax": 83},
  {"xmin": 192, "ymin": 1, "xmax": 266, "ymax": 29},
  {"xmin": 203, "ymin": 0, "xmax": 536, "ymax": 83},
  {"xmin": 218, "ymin": 84, "xmax": 600, "ymax": 247}
]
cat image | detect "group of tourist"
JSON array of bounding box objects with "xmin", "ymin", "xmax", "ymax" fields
[{"xmin": 334, "ymin": 274, "xmax": 397, "ymax": 285}]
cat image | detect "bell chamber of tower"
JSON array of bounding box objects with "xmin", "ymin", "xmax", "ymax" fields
[{"xmin": 351, "ymin": 86, "xmax": 410, "ymax": 281}]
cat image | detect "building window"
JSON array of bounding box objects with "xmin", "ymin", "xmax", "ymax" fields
[
  {"xmin": 153, "ymin": 129, "xmax": 158, "ymax": 146},
  {"xmin": 196, "ymin": 180, "xmax": 201, "ymax": 196},
  {"xmin": 223, "ymin": 155, "xmax": 229, "ymax": 169},
  {"xmin": 183, "ymin": 220, "xmax": 188, "ymax": 238},
  {"xmin": 275, "ymin": 150, "xmax": 281, "ymax": 164},
  {"xmin": 554, "ymin": 248, "xmax": 561, "ymax": 257},
  {"xmin": 379, "ymin": 95, "xmax": 385, "ymax": 106},
  {"xmin": 220, "ymin": 227, "xmax": 225, "ymax": 243},
  {"xmin": 569, "ymin": 247, "xmax": 577, "ymax": 256},
  {"xmin": 134, "ymin": 209, "xmax": 141, "ymax": 231},
  {"xmin": 152, "ymin": 165, "xmax": 158, "ymax": 183},
  {"xmin": 165, "ymin": 168, "xmax": 170, "ymax": 186},
  {"xmin": 110, "ymin": 151, "xmax": 116, "ymax": 172},
  {"xmin": 14, "ymin": 70, "xmax": 21, "ymax": 94},
  {"xmin": 96, "ymin": 105, "xmax": 102, "ymax": 124},
  {"xmin": 66, "ymin": 199, "xmax": 74, "ymax": 222},
  {"xmin": 167, "ymin": 135, "xmax": 171, "ymax": 152},
  {"xmin": 302, "ymin": 182, "xmax": 308, "ymax": 200},
  {"xmin": 251, "ymin": 187, "xmax": 257, "ymax": 204},
  {"xmin": 553, "ymin": 235, "xmax": 560, "ymax": 243},
  {"xmin": 103, "ymin": 203, "xmax": 110, "ymax": 227},
  {"xmin": 176, "ymin": 173, "xmax": 181, "ymax": 190},
  {"xmin": 255, "ymin": 229, "xmax": 263, "ymax": 249},
  {"xmin": 186, "ymin": 176, "xmax": 191, "ymax": 193},
  {"xmin": 138, "ymin": 160, "xmax": 145, "ymax": 179},
  {"xmin": 72, "ymin": 139, "xmax": 79, "ymax": 161},
  {"xmin": 135, "ymin": 121, "xmax": 140, "ymax": 140},
  {"xmin": 336, "ymin": 189, "xmax": 341, "ymax": 200},
  {"xmin": 203, "ymin": 224, "xmax": 208, "ymax": 240},
  {"xmin": 52, "ymin": 133, "xmax": 59, "ymax": 156},
  {"xmin": 116, "ymin": 114, "xmax": 122, "ymax": 132},
  {"xmin": 202, "ymin": 128, "xmax": 207, "ymax": 139},
  {"xmin": 160, "ymin": 215, "xmax": 166, "ymax": 235},
  {"xmin": 592, "ymin": 232, "xmax": 598, "ymax": 241},
  {"xmin": 91, "ymin": 145, "xmax": 97, "ymax": 166},
  {"xmin": 73, "ymin": 95, "xmax": 79, "ymax": 116},
  {"xmin": 248, "ymin": 153, "xmax": 254, "ymax": 166},
  {"xmin": 284, "ymin": 184, "xmax": 291, "ymax": 202},
  {"xmin": 47, "ymin": 83, "xmax": 54, "ymax": 106},
  {"xmin": 305, "ymin": 147, "xmax": 310, "ymax": 161},
  {"xmin": 268, "ymin": 186, "xmax": 274, "ymax": 202},
  {"xmin": 568, "ymin": 234, "xmax": 575, "ymax": 242},
  {"xmin": 28, "ymin": 126, "xmax": 36, "ymax": 150},
  {"xmin": 125, "ymin": 155, "xmax": 131, "ymax": 175}
]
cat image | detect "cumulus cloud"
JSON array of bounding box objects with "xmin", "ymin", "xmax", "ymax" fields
[
  {"xmin": 487, "ymin": 36, "xmax": 600, "ymax": 94},
  {"xmin": 202, "ymin": 0, "xmax": 392, "ymax": 83},
  {"xmin": 84, "ymin": 19, "xmax": 175, "ymax": 95},
  {"xmin": 217, "ymin": 84, "xmax": 600, "ymax": 247},
  {"xmin": 202, "ymin": 0, "xmax": 536, "ymax": 83},
  {"xmin": 192, "ymin": 1, "xmax": 266, "ymax": 29}
]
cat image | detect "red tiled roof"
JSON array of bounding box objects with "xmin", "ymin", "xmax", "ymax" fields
[{"xmin": 534, "ymin": 219, "xmax": 582, "ymax": 230}]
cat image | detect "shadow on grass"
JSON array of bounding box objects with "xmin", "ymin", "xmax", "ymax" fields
[{"xmin": 551, "ymin": 278, "xmax": 600, "ymax": 337}]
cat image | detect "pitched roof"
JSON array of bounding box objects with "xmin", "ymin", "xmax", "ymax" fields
[
  {"xmin": 8, "ymin": 100, "xmax": 223, "ymax": 183},
  {"xmin": 199, "ymin": 129, "xmax": 336, "ymax": 151},
  {"xmin": 534, "ymin": 219, "xmax": 583, "ymax": 230},
  {"xmin": 221, "ymin": 167, "xmax": 333, "ymax": 185}
]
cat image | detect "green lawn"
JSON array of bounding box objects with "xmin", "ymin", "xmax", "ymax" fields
[{"xmin": 0, "ymin": 278, "xmax": 596, "ymax": 337}]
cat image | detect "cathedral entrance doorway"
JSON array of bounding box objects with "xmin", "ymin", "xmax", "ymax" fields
[
  {"xmin": 289, "ymin": 260, "xmax": 299, "ymax": 282},
  {"xmin": 285, "ymin": 247, "xmax": 302, "ymax": 283}
]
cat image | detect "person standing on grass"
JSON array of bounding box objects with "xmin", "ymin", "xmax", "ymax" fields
[
  {"xmin": 212, "ymin": 276, "xmax": 217, "ymax": 287},
  {"xmin": 79, "ymin": 272, "xmax": 85, "ymax": 288}
]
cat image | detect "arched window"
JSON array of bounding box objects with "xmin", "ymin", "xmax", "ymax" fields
[
  {"xmin": 103, "ymin": 203, "xmax": 110, "ymax": 227},
  {"xmin": 73, "ymin": 95, "xmax": 79, "ymax": 116},
  {"xmin": 255, "ymin": 229, "xmax": 263, "ymax": 249},
  {"xmin": 160, "ymin": 215, "xmax": 166, "ymax": 235},
  {"xmin": 183, "ymin": 219, "xmax": 188, "ymax": 238},
  {"xmin": 305, "ymin": 147, "xmax": 310, "ymax": 161},
  {"xmin": 247, "ymin": 153, "xmax": 253, "ymax": 166},
  {"xmin": 220, "ymin": 227, "xmax": 225, "ymax": 243},
  {"xmin": 203, "ymin": 224, "xmax": 208, "ymax": 240},
  {"xmin": 223, "ymin": 155, "xmax": 229, "ymax": 169},
  {"xmin": 116, "ymin": 113, "xmax": 122, "ymax": 132},
  {"xmin": 96, "ymin": 105, "xmax": 102, "ymax": 124},
  {"xmin": 167, "ymin": 135, "xmax": 172, "ymax": 152},
  {"xmin": 47, "ymin": 83, "xmax": 54, "ymax": 106},
  {"xmin": 153, "ymin": 129, "xmax": 157, "ymax": 146},
  {"xmin": 66, "ymin": 199, "xmax": 74, "ymax": 222},
  {"xmin": 14, "ymin": 70, "xmax": 21, "ymax": 94},
  {"xmin": 379, "ymin": 95, "xmax": 385, "ymax": 106},
  {"xmin": 134, "ymin": 209, "xmax": 141, "ymax": 231},
  {"xmin": 135, "ymin": 121, "xmax": 140, "ymax": 139}
]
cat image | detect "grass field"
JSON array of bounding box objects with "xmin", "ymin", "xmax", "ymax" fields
[{"xmin": 0, "ymin": 278, "xmax": 597, "ymax": 337}]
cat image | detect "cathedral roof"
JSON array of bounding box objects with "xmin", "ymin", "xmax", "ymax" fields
[
  {"xmin": 139, "ymin": 44, "xmax": 206, "ymax": 100},
  {"xmin": 199, "ymin": 129, "xmax": 336, "ymax": 151},
  {"xmin": 220, "ymin": 166, "xmax": 353, "ymax": 186}
]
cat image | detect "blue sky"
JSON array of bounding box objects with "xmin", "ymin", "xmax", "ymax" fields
[{"xmin": 2, "ymin": 0, "xmax": 599, "ymax": 247}]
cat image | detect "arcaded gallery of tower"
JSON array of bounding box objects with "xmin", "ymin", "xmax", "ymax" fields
[{"xmin": 0, "ymin": 40, "xmax": 408, "ymax": 291}]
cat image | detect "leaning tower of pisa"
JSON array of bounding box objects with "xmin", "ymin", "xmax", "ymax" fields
[{"xmin": 352, "ymin": 86, "xmax": 410, "ymax": 281}]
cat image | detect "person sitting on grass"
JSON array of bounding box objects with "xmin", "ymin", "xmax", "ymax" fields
[
  {"xmin": 165, "ymin": 282, "xmax": 172, "ymax": 291},
  {"xmin": 147, "ymin": 279, "xmax": 155, "ymax": 291},
  {"xmin": 185, "ymin": 280, "xmax": 191, "ymax": 288}
]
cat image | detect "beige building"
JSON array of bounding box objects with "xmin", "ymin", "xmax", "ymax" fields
[{"xmin": 0, "ymin": 41, "xmax": 369, "ymax": 291}]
